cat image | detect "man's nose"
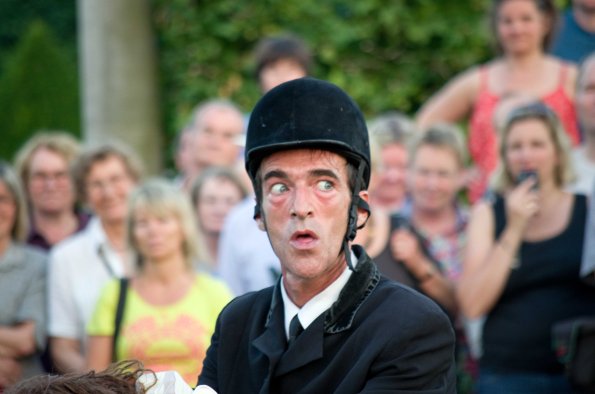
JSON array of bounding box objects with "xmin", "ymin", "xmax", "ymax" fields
[{"xmin": 290, "ymin": 187, "xmax": 313, "ymax": 219}]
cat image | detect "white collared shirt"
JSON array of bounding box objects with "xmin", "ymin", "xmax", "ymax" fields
[{"xmin": 280, "ymin": 252, "xmax": 357, "ymax": 340}]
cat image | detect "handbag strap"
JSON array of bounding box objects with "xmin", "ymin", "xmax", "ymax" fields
[{"xmin": 112, "ymin": 277, "xmax": 129, "ymax": 362}]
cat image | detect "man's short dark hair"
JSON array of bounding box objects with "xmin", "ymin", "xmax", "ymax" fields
[{"xmin": 254, "ymin": 34, "xmax": 312, "ymax": 79}]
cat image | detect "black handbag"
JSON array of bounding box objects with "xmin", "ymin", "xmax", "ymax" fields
[{"xmin": 552, "ymin": 317, "xmax": 595, "ymax": 393}]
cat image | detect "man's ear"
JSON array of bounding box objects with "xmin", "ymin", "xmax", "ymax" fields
[
  {"xmin": 356, "ymin": 190, "xmax": 370, "ymax": 228},
  {"xmin": 255, "ymin": 212, "xmax": 267, "ymax": 231}
]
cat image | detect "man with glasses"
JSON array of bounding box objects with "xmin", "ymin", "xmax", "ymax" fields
[{"xmin": 14, "ymin": 132, "xmax": 90, "ymax": 251}]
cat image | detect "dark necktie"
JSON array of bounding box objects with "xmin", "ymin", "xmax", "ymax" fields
[{"xmin": 288, "ymin": 314, "xmax": 304, "ymax": 346}]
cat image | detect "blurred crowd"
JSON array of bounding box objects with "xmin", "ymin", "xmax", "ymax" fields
[{"xmin": 1, "ymin": 0, "xmax": 595, "ymax": 393}]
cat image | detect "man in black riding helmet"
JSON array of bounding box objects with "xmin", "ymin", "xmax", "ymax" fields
[{"xmin": 197, "ymin": 78, "xmax": 456, "ymax": 393}]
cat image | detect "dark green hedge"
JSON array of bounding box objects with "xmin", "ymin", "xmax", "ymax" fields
[
  {"xmin": 151, "ymin": 0, "xmax": 492, "ymax": 144},
  {"xmin": 0, "ymin": 20, "xmax": 80, "ymax": 161}
]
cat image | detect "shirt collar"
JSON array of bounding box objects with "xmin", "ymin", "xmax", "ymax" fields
[
  {"xmin": 86, "ymin": 216, "xmax": 110, "ymax": 249},
  {"xmin": 280, "ymin": 251, "xmax": 357, "ymax": 339}
]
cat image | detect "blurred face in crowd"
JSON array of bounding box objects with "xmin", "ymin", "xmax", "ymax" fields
[
  {"xmin": 504, "ymin": 118, "xmax": 558, "ymax": 187},
  {"xmin": 408, "ymin": 145, "xmax": 462, "ymax": 214},
  {"xmin": 85, "ymin": 155, "xmax": 137, "ymax": 226},
  {"xmin": 195, "ymin": 176, "xmax": 244, "ymax": 236},
  {"xmin": 192, "ymin": 106, "xmax": 244, "ymax": 170},
  {"xmin": 175, "ymin": 131, "xmax": 196, "ymax": 176},
  {"xmin": 0, "ymin": 180, "xmax": 16, "ymax": 244},
  {"xmin": 576, "ymin": 59, "xmax": 595, "ymax": 137},
  {"xmin": 133, "ymin": 208, "xmax": 184, "ymax": 264},
  {"xmin": 374, "ymin": 143, "xmax": 408, "ymax": 208},
  {"xmin": 259, "ymin": 59, "xmax": 308, "ymax": 94},
  {"xmin": 27, "ymin": 147, "xmax": 76, "ymax": 215},
  {"xmin": 574, "ymin": 0, "xmax": 595, "ymax": 14},
  {"xmin": 496, "ymin": 0, "xmax": 549, "ymax": 55}
]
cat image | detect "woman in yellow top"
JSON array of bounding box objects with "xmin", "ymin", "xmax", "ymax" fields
[{"xmin": 86, "ymin": 179, "xmax": 232, "ymax": 385}]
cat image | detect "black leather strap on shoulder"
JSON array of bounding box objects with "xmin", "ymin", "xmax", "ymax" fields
[{"xmin": 112, "ymin": 277, "xmax": 129, "ymax": 362}]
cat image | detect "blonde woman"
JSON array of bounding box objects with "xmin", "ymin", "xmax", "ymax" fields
[
  {"xmin": 86, "ymin": 179, "xmax": 231, "ymax": 385},
  {"xmin": 458, "ymin": 102, "xmax": 595, "ymax": 392}
]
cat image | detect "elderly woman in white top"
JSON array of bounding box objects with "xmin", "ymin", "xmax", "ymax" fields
[{"xmin": 48, "ymin": 143, "xmax": 142, "ymax": 373}]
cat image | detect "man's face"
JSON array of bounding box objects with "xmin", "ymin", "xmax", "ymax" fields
[
  {"xmin": 374, "ymin": 143, "xmax": 408, "ymax": 206},
  {"xmin": 408, "ymin": 145, "xmax": 462, "ymax": 214},
  {"xmin": 175, "ymin": 131, "xmax": 196, "ymax": 176},
  {"xmin": 27, "ymin": 147, "xmax": 76, "ymax": 215},
  {"xmin": 577, "ymin": 60, "xmax": 595, "ymax": 137},
  {"xmin": 192, "ymin": 106, "xmax": 244, "ymax": 170},
  {"xmin": 195, "ymin": 176, "xmax": 244, "ymax": 236},
  {"xmin": 256, "ymin": 149, "xmax": 367, "ymax": 284},
  {"xmin": 259, "ymin": 59, "xmax": 307, "ymax": 93}
]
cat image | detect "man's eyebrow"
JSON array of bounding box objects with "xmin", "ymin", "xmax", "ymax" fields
[
  {"xmin": 263, "ymin": 169, "xmax": 289, "ymax": 182},
  {"xmin": 310, "ymin": 169, "xmax": 340, "ymax": 180}
]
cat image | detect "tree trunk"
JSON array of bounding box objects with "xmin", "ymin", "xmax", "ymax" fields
[{"xmin": 78, "ymin": 0, "xmax": 162, "ymax": 175}]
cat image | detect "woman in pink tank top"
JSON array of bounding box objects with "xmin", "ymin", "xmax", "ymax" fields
[{"xmin": 417, "ymin": 0, "xmax": 580, "ymax": 203}]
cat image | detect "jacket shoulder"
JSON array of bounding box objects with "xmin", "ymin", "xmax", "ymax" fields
[{"xmin": 218, "ymin": 286, "xmax": 274, "ymax": 322}]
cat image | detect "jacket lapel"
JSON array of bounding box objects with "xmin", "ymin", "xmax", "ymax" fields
[{"xmin": 251, "ymin": 284, "xmax": 287, "ymax": 393}]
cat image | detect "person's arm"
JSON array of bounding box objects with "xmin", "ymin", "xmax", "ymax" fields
[
  {"xmin": 0, "ymin": 322, "xmax": 36, "ymax": 358},
  {"xmin": 48, "ymin": 247, "xmax": 86, "ymax": 373},
  {"xmin": 391, "ymin": 229, "xmax": 457, "ymax": 314},
  {"xmin": 85, "ymin": 335, "xmax": 112, "ymax": 372},
  {"xmin": 50, "ymin": 337, "xmax": 85, "ymax": 373},
  {"xmin": 0, "ymin": 356, "xmax": 22, "ymax": 388},
  {"xmin": 456, "ymin": 182, "xmax": 537, "ymax": 318},
  {"xmin": 416, "ymin": 67, "xmax": 480, "ymax": 130},
  {"xmin": 84, "ymin": 279, "xmax": 120, "ymax": 372}
]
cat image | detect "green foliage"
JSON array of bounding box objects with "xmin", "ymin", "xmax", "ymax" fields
[
  {"xmin": 0, "ymin": 20, "xmax": 80, "ymax": 161},
  {"xmin": 152, "ymin": 0, "xmax": 492, "ymax": 146},
  {"xmin": 0, "ymin": 0, "xmax": 77, "ymax": 74}
]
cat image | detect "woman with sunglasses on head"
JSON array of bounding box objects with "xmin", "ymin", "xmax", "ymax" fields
[{"xmin": 457, "ymin": 102, "xmax": 595, "ymax": 393}]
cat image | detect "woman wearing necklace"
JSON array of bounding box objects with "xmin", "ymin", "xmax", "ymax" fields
[{"xmin": 458, "ymin": 102, "xmax": 595, "ymax": 393}]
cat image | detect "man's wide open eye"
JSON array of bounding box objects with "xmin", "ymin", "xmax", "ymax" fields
[
  {"xmin": 270, "ymin": 183, "xmax": 288, "ymax": 195},
  {"xmin": 317, "ymin": 180, "xmax": 334, "ymax": 191}
]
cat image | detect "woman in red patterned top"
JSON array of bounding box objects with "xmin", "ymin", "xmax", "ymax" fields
[{"xmin": 417, "ymin": 0, "xmax": 580, "ymax": 203}]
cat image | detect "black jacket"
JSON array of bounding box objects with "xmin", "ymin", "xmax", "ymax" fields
[{"xmin": 198, "ymin": 246, "xmax": 456, "ymax": 393}]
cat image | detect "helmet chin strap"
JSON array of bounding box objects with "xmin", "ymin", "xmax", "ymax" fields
[{"xmin": 343, "ymin": 161, "xmax": 370, "ymax": 272}]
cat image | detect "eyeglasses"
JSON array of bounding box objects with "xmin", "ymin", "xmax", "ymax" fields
[
  {"xmin": 30, "ymin": 170, "xmax": 70, "ymax": 185},
  {"xmin": 86, "ymin": 174, "xmax": 129, "ymax": 194}
]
